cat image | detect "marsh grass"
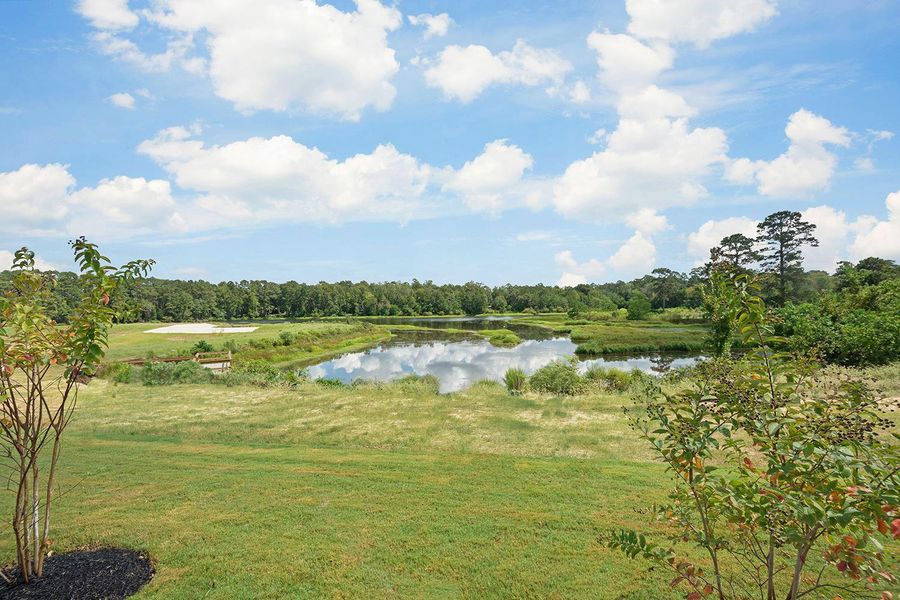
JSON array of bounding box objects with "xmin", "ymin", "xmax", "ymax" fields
[
  {"xmin": 503, "ymin": 368, "xmax": 528, "ymax": 395},
  {"xmin": 480, "ymin": 328, "xmax": 522, "ymax": 347},
  {"xmin": 513, "ymin": 314, "xmax": 708, "ymax": 354},
  {"xmin": 571, "ymin": 322, "xmax": 706, "ymax": 354}
]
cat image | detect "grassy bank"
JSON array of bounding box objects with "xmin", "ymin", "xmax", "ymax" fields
[{"xmin": 105, "ymin": 321, "xmax": 392, "ymax": 366}]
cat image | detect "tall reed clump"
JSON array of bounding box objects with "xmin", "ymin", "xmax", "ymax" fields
[{"xmin": 503, "ymin": 368, "xmax": 528, "ymax": 395}]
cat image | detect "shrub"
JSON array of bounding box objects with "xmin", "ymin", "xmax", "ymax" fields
[
  {"xmin": 107, "ymin": 362, "xmax": 135, "ymax": 384},
  {"xmin": 315, "ymin": 377, "xmax": 346, "ymax": 388},
  {"xmin": 626, "ymin": 293, "xmax": 652, "ymax": 320},
  {"xmin": 141, "ymin": 361, "xmax": 176, "ymax": 385},
  {"xmin": 624, "ymin": 368, "xmax": 655, "ymax": 395},
  {"xmin": 469, "ymin": 379, "xmax": 504, "ymax": 392},
  {"xmin": 0, "ymin": 241, "xmax": 152, "ymax": 581},
  {"xmin": 503, "ymin": 368, "xmax": 528, "ymax": 395},
  {"xmin": 660, "ymin": 363, "xmax": 697, "ymax": 385},
  {"xmin": 777, "ymin": 277, "xmax": 900, "ymax": 366},
  {"xmin": 223, "ymin": 339, "xmax": 239, "ymax": 353},
  {"xmin": 232, "ymin": 359, "xmax": 280, "ymax": 377},
  {"xmin": 584, "ymin": 310, "xmax": 618, "ymax": 322},
  {"xmin": 583, "ymin": 365, "xmax": 630, "ymax": 392},
  {"xmin": 277, "ymin": 331, "xmax": 297, "ymax": 346},
  {"xmin": 191, "ymin": 340, "xmax": 214, "ymax": 354},
  {"xmin": 655, "ymin": 307, "xmax": 705, "ymax": 323},
  {"xmin": 607, "ymin": 275, "xmax": 900, "ymax": 600},
  {"xmin": 222, "ymin": 360, "xmax": 305, "ymax": 388},
  {"xmin": 395, "ymin": 373, "xmax": 440, "ymax": 394},
  {"xmin": 529, "ymin": 358, "xmax": 584, "ymax": 395},
  {"xmin": 172, "ymin": 360, "xmax": 211, "ymax": 384}
]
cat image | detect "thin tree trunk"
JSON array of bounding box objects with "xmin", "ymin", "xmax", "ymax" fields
[
  {"xmin": 36, "ymin": 434, "xmax": 62, "ymax": 577},
  {"xmin": 13, "ymin": 467, "xmax": 28, "ymax": 583},
  {"xmin": 31, "ymin": 461, "xmax": 40, "ymax": 575},
  {"xmin": 766, "ymin": 535, "xmax": 776, "ymax": 600},
  {"xmin": 21, "ymin": 471, "xmax": 31, "ymax": 581}
]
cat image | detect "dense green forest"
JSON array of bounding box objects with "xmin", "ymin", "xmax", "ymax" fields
[
  {"xmin": 0, "ymin": 263, "xmax": 867, "ymax": 322},
  {"xmin": 3, "ymin": 211, "xmax": 899, "ymax": 365}
]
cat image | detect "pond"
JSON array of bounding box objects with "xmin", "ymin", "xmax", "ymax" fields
[{"xmin": 306, "ymin": 321, "xmax": 702, "ymax": 392}]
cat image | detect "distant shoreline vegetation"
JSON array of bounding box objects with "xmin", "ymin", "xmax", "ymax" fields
[{"xmin": 0, "ymin": 258, "xmax": 891, "ymax": 325}]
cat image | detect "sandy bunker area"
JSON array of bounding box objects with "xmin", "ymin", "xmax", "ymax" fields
[{"xmin": 144, "ymin": 323, "xmax": 259, "ymax": 334}]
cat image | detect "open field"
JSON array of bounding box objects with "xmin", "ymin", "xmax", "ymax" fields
[
  {"xmin": 0, "ymin": 379, "xmax": 687, "ymax": 599},
  {"xmin": 5, "ymin": 366, "xmax": 896, "ymax": 598}
]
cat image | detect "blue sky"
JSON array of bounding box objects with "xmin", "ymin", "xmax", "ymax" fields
[{"xmin": 1, "ymin": 0, "xmax": 898, "ymax": 284}]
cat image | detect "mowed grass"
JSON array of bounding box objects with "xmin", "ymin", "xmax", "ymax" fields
[
  {"xmin": 105, "ymin": 321, "xmax": 391, "ymax": 363},
  {"xmin": 0, "ymin": 379, "xmax": 687, "ymax": 599}
]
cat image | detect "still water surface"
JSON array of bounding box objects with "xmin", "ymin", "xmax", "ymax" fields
[{"xmin": 307, "ymin": 320, "xmax": 701, "ymax": 392}]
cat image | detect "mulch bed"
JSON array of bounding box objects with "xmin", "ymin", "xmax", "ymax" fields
[{"xmin": 0, "ymin": 548, "xmax": 153, "ymax": 599}]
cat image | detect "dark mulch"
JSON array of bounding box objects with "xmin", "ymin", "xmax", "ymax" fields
[{"xmin": 0, "ymin": 548, "xmax": 153, "ymax": 600}]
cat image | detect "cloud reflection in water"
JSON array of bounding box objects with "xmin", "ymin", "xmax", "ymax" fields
[{"xmin": 307, "ymin": 337, "xmax": 701, "ymax": 393}]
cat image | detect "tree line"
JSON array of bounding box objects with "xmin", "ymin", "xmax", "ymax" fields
[{"xmin": 1, "ymin": 211, "xmax": 897, "ymax": 324}]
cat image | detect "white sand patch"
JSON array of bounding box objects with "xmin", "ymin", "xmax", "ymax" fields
[{"xmin": 144, "ymin": 323, "xmax": 259, "ymax": 334}]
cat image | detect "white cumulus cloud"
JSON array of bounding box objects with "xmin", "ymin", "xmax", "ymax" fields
[
  {"xmin": 107, "ymin": 92, "xmax": 136, "ymax": 109},
  {"xmin": 67, "ymin": 176, "xmax": 184, "ymax": 238},
  {"xmin": 443, "ymin": 140, "xmax": 534, "ymax": 213},
  {"xmin": 552, "ymin": 32, "xmax": 726, "ymax": 222},
  {"xmin": 850, "ymin": 190, "xmax": 900, "ymax": 261},
  {"xmin": 76, "ymin": 0, "xmax": 138, "ymax": 30},
  {"xmin": 625, "ymin": 0, "xmax": 777, "ymax": 48},
  {"xmin": 568, "ymin": 80, "xmax": 592, "ymax": 104},
  {"xmin": 727, "ymin": 109, "xmax": 851, "ymax": 198},
  {"xmin": 555, "ymin": 250, "xmax": 606, "ymax": 286},
  {"xmin": 625, "ymin": 208, "xmax": 670, "ymax": 235},
  {"xmin": 555, "ymin": 217, "xmax": 668, "ymax": 285},
  {"xmin": 0, "ymin": 164, "xmax": 74, "ymax": 232},
  {"xmin": 137, "ymin": 128, "xmax": 437, "ymax": 227},
  {"xmin": 408, "ymin": 13, "xmax": 453, "ymax": 39},
  {"xmin": 607, "ymin": 231, "xmax": 657, "ymax": 277},
  {"xmin": 686, "ymin": 216, "xmax": 758, "ymax": 266},
  {"xmin": 587, "ymin": 32, "xmax": 674, "ymax": 93},
  {"xmin": 79, "ymin": 0, "xmax": 404, "ymax": 120},
  {"xmin": 424, "ymin": 40, "xmax": 572, "ymax": 103}
]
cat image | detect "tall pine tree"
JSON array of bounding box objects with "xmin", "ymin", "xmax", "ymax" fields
[
  {"xmin": 710, "ymin": 233, "xmax": 760, "ymax": 272},
  {"xmin": 756, "ymin": 211, "xmax": 818, "ymax": 305}
]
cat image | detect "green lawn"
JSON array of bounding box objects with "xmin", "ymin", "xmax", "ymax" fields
[{"xmin": 0, "ymin": 379, "xmax": 686, "ymax": 599}]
